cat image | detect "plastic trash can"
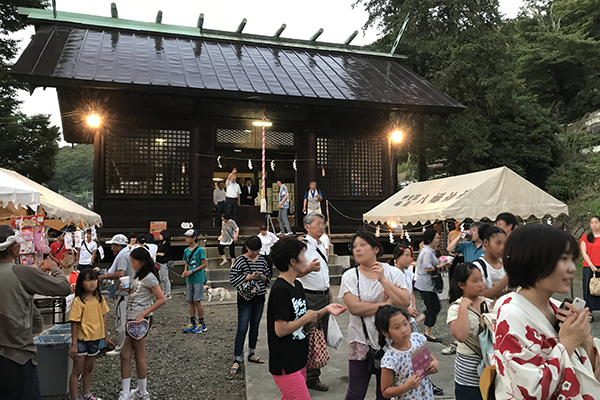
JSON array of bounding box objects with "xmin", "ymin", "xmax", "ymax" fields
[
  {"xmin": 33, "ymin": 333, "xmax": 72, "ymax": 397},
  {"xmin": 44, "ymin": 324, "xmax": 108, "ymax": 349}
]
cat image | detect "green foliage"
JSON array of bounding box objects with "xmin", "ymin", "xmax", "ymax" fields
[
  {"xmin": 356, "ymin": 0, "xmax": 561, "ymax": 187},
  {"xmin": 47, "ymin": 144, "xmax": 94, "ymax": 195},
  {"xmin": 0, "ymin": 0, "xmax": 60, "ymax": 184}
]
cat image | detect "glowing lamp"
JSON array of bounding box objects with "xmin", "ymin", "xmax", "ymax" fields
[
  {"xmin": 389, "ymin": 222, "xmax": 397, "ymax": 229},
  {"xmin": 252, "ymin": 121, "xmax": 273, "ymax": 127},
  {"xmin": 86, "ymin": 113, "xmax": 101, "ymax": 128},
  {"xmin": 390, "ymin": 130, "xmax": 403, "ymax": 144}
]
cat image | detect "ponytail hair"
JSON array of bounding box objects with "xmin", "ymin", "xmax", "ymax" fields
[
  {"xmin": 374, "ymin": 305, "xmax": 411, "ymax": 349},
  {"xmin": 449, "ymin": 262, "xmax": 480, "ymax": 303},
  {"xmin": 130, "ymin": 247, "xmax": 159, "ymax": 280},
  {"xmin": 479, "ymin": 225, "xmax": 505, "ymax": 242},
  {"xmin": 587, "ymin": 216, "xmax": 600, "ymax": 243}
]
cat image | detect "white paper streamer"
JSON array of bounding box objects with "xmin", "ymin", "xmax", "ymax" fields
[
  {"xmin": 248, "ymin": 159, "xmax": 253, "ymax": 170},
  {"xmin": 389, "ymin": 231, "xmax": 394, "ymax": 244},
  {"xmin": 293, "ymin": 159, "xmax": 297, "ymax": 171},
  {"xmin": 375, "ymin": 226, "xmax": 380, "ymax": 237},
  {"xmin": 64, "ymin": 233, "xmax": 73, "ymax": 250},
  {"xmin": 271, "ymin": 160, "xmax": 275, "ymax": 171},
  {"xmin": 217, "ymin": 156, "xmax": 222, "ymax": 169}
]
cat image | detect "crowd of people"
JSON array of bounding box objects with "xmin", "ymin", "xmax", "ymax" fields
[{"xmin": 2, "ymin": 210, "xmax": 600, "ymax": 400}]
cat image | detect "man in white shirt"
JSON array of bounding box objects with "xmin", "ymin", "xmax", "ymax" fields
[
  {"xmin": 77, "ymin": 228, "xmax": 98, "ymax": 270},
  {"xmin": 258, "ymin": 225, "xmax": 278, "ymax": 256},
  {"xmin": 225, "ymin": 168, "xmax": 241, "ymax": 222},
  {"xmin": 213, "ymin": 181, "xmax": 226, "ymax": 227},
  {"xmin": 297, "ymin": 212, "xmax": 331, "ymax": 391}
]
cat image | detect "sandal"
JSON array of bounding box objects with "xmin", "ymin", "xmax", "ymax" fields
[
  {"xmin": 230, "ymin": 361, "xmax": 240, "ymax": 374},
  {"xmin": 247, "ymin": 353, "xmax": 265, "ymax": 364}
]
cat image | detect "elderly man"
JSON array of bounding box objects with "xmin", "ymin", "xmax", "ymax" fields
[
  {"xmin": 297, "ymin": 212, "xmax": 331, "ymax": 391},
  {"xmin": 0, "ymin": 225, "xmax": 71, "ymax": 400},
  {"xmin": 98, "ymin": 234, "xmax": 135, "ymax": 355},
  {"xmin": 225, "ymin": 168, "xmax": 242, "ymax": 222}
]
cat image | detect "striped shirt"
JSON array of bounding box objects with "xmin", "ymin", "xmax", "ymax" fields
[
  {"xmin": 454, "ymin": 353, "xmax": 482, "ymax": 387},
  {"xmin": 229, "ymin": 255, "xmax": 271, "ymax": 298}
]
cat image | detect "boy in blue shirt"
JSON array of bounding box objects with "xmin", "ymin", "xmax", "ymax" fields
[{"xmin": 182, "ymin": 230, "xmax": 208, "ymax": 333}]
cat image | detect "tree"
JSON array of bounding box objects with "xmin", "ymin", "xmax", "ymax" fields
[
  {"xmin": 356, "ymin": 0, "xmax": 561, "ymax": 186},
  {"xmin": 47, "ymin": 144, "xmax": 94, "ymax": 195},
  {"xmin": 0, "ymin": 0, "xmax": 60, "ymax": 183},
  {"xmin": 514, "ymin": 0, "xmax": 600, "ymax": 122}
]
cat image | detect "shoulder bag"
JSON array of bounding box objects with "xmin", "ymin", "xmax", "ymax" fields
[
  {"xmin": 355, "ymin": 267, "xmax": 384, "ymax": 375},
  {"xmin": 237, "ymin": 257, "xmax": 260, "ymax": 301},
  {"xmin": 430, "ymin": 266, "xmax": 444, "ymax": 293}
]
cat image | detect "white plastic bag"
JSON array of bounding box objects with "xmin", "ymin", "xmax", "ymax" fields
[{"xmin": 326, "ymin": 314, "xmax": 343, "ymax": 350}]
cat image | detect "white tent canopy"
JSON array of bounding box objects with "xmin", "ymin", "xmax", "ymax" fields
[
  {"xmin": 0, "ymin": 167, "xmax": 102, "ymax": 228},
  {"xmin": 363, "ymin": 167, "xmax": 568, "ymax": 225}
]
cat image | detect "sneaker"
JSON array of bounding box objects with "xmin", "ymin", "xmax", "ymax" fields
[
  {"xmin": 118, "ymin": 391, "xmax": 131, "ymax": 400},
  {"xmin": 83, "ymin": 393, "xmax": 102, "ymax": 400},
  {"xmin": 165, "ymin": 294, "xmax": 172, "ymax": 300},
  {"xmin": 130, "ymin": 389, "xmax": 150, "ymax": 400},
  {"xmin": 183, "ymin": 323, "xmax": 195, "ymax": 333},
  {"xmin": 219, "ymin": 259, "xmax": 228, "ymax": 266},
  {"xmin": 441, "ymin": 342, "xmax": 457, "ymax": 355},
  {"xmin": 191, "ymin": 324, "xmax": 207, "ymax": 333},
  {"xmin": 106, "ymin": 349, "xmax": 121, "ymax": 356},
  {"xmin": 285, "ymin": 232, "xmax": 293, "ymax": 236}
]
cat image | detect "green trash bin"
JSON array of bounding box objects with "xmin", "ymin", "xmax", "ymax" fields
[{"xmin": 33, "ymin": 333, "xmax": 72, "ymax": 397}]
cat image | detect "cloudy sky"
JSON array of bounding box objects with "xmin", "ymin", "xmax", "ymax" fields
[{"xmin": 12, "ymin": 0, "xmax": 525, "ymax": 143}]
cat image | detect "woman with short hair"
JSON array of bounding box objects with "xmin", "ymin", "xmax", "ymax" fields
[
  {"xmin": 494, "ymin": 224, "xmax": 600, "ymax": 399},
  {"xmin": 229, "ymin": 236, "xmax": 272, "ymax": 375}
]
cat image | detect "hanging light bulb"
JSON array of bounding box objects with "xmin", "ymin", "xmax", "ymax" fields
[
  {"xmin": 248, "ymin": 159, "xmax": 253, "ymax": 170},
  {"xmin": 217, "ymin": 156, "xmax": 222, "ymax": 169},
  {"xmin": 293, "ymin": 159, "xmax": 297, "ymax": 171},
  {"xmin": 375, "ymin": 226, "xmax": 380, "ymax": 237},
  {"xmin": 322, "ymin": 168, "xmax": 325, "ymax": 177},
  {"xmin": 271, "ymin": 160, "xmax": 275, "ymax": 171}
]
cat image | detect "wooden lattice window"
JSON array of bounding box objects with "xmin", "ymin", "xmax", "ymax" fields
[
  {"xmin": 216, "ymin": 128, "xmax": 253, "ymax": 144},
  {"xmin": 265, "ymin": 131, "xmax": 295, "ymax": 147},
  {"xmin": 105, "ymin": 129, "xmax": 190, "ymax": 195},
  {"xmin": 317, "ymin": 137, "xmax": 382, "ymax": 196}
]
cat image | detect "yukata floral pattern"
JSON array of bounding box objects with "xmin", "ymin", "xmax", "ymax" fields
[
  {"xmin": 494, "ymin": 292, "xmax": 600, "ymax": 400},
  {"xmin": 380, "ymin": 333, "xmax": 434, "ymax": 400}
]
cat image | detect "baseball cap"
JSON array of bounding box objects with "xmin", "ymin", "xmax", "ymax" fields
[
  {"xmin": 106, "ymin": 234, "xmax": 128, "ymax": 246},
  {"xmin": 183, "ymin": 229, "xmax": 198, "ymax": 238}
]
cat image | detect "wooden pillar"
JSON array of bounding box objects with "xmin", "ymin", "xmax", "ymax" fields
[
  {"xmin": 93, "ymin": 131, "xmax": 104, "ymax": 219},
  {"xmin": 382, "ymin": 136, "xmax": 392, "ymax": 198},
  {"xmin": 194, "ymin": 125, "xmax": 214, "ymax": 230}
]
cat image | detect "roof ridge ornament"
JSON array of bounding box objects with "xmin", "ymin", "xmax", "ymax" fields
[
  {"xmin": 344, "ymin": 30, "xmax": 358, "ymax": 45},
  {"xmin": 309, "ymin": 28, "xmax": 324, "ymax": 41},
  {"xmin": 110, "ymin": 2, "xmax": 118, "ymax": 18},
  {"xmin": 273, "ymin": 24, "xmax": 286, "ymax": 38},
  {"xmin": 197, "ymin": 13, "xmax": 204, "ymax": 30},
  {"xmin": 236, "ymin": 18, "xmax": 247, "ymax": 33},
  {"xmin": 155, "ymin": 11, "xmax": 163, "ymax": 24}
]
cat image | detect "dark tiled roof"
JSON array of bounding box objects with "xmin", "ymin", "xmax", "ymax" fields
[{"xmin": 13, "ymin": 23, "xmax": 464, "ymax": 112}]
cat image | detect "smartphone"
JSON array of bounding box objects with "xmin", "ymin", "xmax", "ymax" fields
[{"xmin": 572, "ymin": 297, "xmax": 586, "ymax": 311}]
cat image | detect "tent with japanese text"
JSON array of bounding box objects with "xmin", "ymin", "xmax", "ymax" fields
[{"xmin": 363, "ymin": 167, "xmax": 568, "ymax": 225}]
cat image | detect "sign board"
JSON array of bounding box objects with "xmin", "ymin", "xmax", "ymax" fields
[{"xmin": 150, "ymin": 221, "xmax": 167, "ymax": 239}]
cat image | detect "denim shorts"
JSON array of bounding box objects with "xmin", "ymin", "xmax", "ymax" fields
[
  {"xmin": 186, "ymin": 283, "xmax": 205, "ymax": 302},
  {"xmin": 77, "ymin": 339, "xmax": 101, "ymax": 356}
]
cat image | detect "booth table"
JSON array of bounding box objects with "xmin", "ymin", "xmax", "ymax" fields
[{"xmin": 34, "ymin": 295, "xmax": 67, "ymax": 325}]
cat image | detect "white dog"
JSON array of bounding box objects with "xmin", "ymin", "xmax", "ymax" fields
[{"xmin": 204, "ymin": 281, "xmax": 232, "ymax": 301}]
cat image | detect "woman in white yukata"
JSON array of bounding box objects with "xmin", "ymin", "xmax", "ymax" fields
[{"xmin": 494, "ymin": 224, "xmax": 600, "ymax": 400}]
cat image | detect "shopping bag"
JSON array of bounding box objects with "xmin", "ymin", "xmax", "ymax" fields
[
  {"xmin": 326, "ymin": 314, "xmax": 343, "ymax": 349},
  {"xmin": 306, "ymin": 328, "xmax": 330, "ymax": 369},
  {"xmin": 590, "ymin": 271, "xmax": 600, "ymax": 296}
]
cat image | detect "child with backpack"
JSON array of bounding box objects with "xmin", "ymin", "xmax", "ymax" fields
[
  {"xmin": 375, "ymin": 305, "xmax": 439, "ymax": 400},
  {"xmin": 69, "ymin": 269, "xmax": 110, "ymax": 400},
  {"xmin": 446, "ymin": 262, "xmax": 492, "ymax": 400},
  {"xmin": 181, "ymin": 229, "xmax": 208, "ymax": 333}
]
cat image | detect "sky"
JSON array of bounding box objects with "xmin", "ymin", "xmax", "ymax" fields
[{"xmin": 11, "ymin": 0, "xmax": 525, "ymax": 144}]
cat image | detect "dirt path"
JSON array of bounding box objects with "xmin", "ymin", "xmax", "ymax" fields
[{"xmin": 72, "ymin": 292, "xmax": 246, "ymax": 400}]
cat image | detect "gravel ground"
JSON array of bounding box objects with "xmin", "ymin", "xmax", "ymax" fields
[{"xmin": 48, "ymin": 291, "xmax": 245, "ymax": 400}]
